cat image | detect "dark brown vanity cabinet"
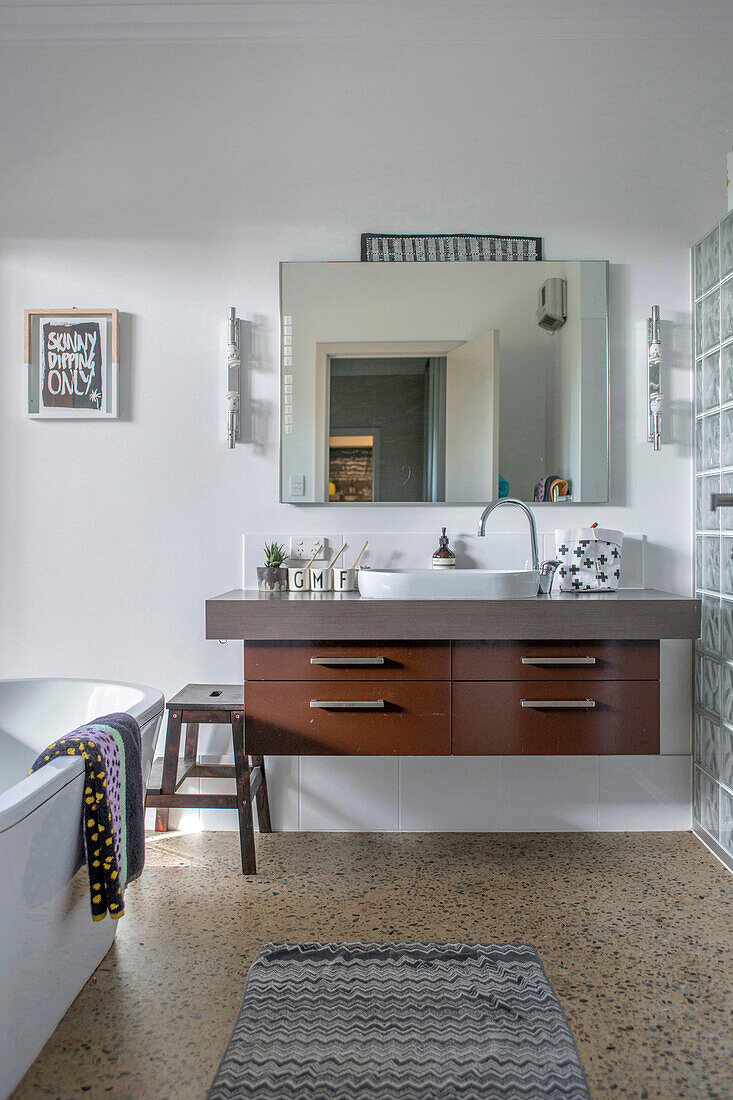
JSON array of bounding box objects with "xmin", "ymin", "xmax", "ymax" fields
[
  {"xmin": 453, "ymin": 640, "xmax": 659, "ymax": 755},
  {"xmin": 244, "ymin": 642, "xmax": 451, "ymax": 755},
  {"xmin": 243, "ymin": 640, "xmax": 660, "ymax": 756}
]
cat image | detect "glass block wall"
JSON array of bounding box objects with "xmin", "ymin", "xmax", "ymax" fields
[{"xmin": 693, "ymin": 207, "xmax": 733, "ymax": 863}]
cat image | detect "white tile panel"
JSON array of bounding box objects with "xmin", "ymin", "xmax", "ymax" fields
[
  {"xmin": 598, "ymin": 755, "xmax": 691, "ymax": 830},
  {"xmin": 300, "ymin": 756, "xmax": 399, "ymax": 831},
  {"xmin": 399, "ymin": 756, "xmax": 599, "ymax": 832}
]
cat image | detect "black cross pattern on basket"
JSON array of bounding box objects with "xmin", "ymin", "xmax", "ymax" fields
[
  {"xmin": 573, "ymin": 546, "xmax": 584, "ymax": 558},
  {"xmin": 557, "ymin": 544, "xmax": 569, "ymax": 555}
]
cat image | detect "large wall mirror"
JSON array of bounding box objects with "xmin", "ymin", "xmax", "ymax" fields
[{"xmin": 280, "ymin": 260, "xmax": 609, "ymax": 504}]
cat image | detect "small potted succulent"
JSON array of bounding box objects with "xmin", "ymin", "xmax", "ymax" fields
[{"xmin": 257, "ymin": 542, "xmax": 289, "ymax": 592}]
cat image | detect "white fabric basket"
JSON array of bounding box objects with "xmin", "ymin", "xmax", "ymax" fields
[{"xmin": 554, "ymin": 528, "xmax": 623, "ymax": 592}]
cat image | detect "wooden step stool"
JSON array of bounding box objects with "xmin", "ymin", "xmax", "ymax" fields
[{"xmin": 145, "ymin": 684, "xmax": 271, "ymax": 874}]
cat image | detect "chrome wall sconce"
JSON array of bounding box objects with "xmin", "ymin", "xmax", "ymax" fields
[
  {"xmin": 647, "ymin": 305, "xmax": 663, "ymax": 451},
  {"xmin": 226, "ymin": 306, "xmax": 241, "ymax": 448}
]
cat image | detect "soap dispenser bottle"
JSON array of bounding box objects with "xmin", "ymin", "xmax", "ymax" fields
[{"xmin": 432, "ymin": 528, "xmax": 456, "ymax": 568}]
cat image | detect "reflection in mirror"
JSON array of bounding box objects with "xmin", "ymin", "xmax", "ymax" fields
[
  {"xmin": 281, "ymin": 261, "xmax": 609, "ymax": 504},
  {"xmin": 328, "ymin": 358, "xmax": 430, "ymax": 502},
  {"xmin": 327, "ymin": 343, "xmax": 500, "ymax": 502},
  {"xmin": 329, "ymin": 430, "xmax": 379, "ymax": 502}
]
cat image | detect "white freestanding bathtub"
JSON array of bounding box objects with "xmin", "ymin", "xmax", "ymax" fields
[{"xmin": 0, "ymin": 678, "xmax": 164, "ymax": 1099}]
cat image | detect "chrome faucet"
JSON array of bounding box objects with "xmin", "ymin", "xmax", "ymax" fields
[
  {"xmin": 477, "ymin": 498, "xmax": 561, "ymax": 593},
  {"xmin": 477, "ymin": 498, "xmax": 540, "ymax": 570}
]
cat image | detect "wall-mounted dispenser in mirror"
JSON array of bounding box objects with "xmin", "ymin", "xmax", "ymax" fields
[{"xmin": 280, "ymin": 260, "xmax": 609, "ymax": 504}]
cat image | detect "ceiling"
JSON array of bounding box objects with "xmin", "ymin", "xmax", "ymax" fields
[{"xmin": 1, "ymin": 1, "xmax": 732, "ymax": 45}]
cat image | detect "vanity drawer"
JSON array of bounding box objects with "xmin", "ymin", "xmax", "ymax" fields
[
  {"xmin": 453, "ymin": 680, "xmax": 659, "ymax": 755},
  {"xmin": 244, "ymin": 680, "xmax": 451, "ymax": 755},
  {"xmin": 244, "ymin": 642, "xmax": 450, "ymax": 681},
  {"xmin": 452, "ymin": 641, "xmax": 659, "ymax": 681}
]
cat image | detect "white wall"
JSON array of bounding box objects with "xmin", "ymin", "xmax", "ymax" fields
[{"xmin": 1, "ymin": 3, "xmax": 731, "ymax": 830}]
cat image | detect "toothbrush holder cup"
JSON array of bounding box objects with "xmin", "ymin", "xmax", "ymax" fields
[
  {"xmin": 333, "ymin": 568, "xmax": 358, "ymax": 592},
  {"xmin": 288, "ymin": 566, "xmax": 310, "ymax": 592},
  {"xmin": 309, "ymin": 567, "xmax": 333, "ymax": 592}
]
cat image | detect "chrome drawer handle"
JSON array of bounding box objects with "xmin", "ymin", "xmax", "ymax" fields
[
  {"xmin": 521, "ymin": 657, "xmax": 596, "ymax": 665},
  {"xmin": 309, "ymin": 699, "xmax": 386, "ymax": 709},
  {"xmin": 310, "ymin": 657, "xmax": 386, "ymax": 666},
  {"xmin": 521, "ymin": 699, "xmax": 596, "ymax": 709}
]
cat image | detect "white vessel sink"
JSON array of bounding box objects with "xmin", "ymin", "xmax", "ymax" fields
[{"xmin": 358, "ymin": 568, "xmax": 540, "ymax": 600}]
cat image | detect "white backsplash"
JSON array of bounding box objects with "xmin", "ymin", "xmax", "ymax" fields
[{"xmin": 242, "ymin": 532, "xmax": 646, "ymax": 589}]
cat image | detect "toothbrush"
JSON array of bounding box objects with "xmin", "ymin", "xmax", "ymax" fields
[
  {"xmin": 351, "ymin": 541, "xmax": 368, "ymax": 569},
  {"xmin": 329, "ymin": 542, "xmax": 348, "ymax": 570},
  {"xmin": 304, "ymin": 544, "xmax": 323, "ymax": 570}
]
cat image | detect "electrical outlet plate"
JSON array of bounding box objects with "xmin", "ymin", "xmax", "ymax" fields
[{"xmin": 289, "ymin": 536, "xmax": 329, "ymax": 562}]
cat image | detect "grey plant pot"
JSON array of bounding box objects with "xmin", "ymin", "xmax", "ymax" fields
[{"xmin": 257, "ymin": 566, "xmax": 288, "ymax": 592}]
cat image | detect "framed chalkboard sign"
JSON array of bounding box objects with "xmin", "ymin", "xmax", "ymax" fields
[{"xmin": 25, "ymin": 308, "xmax": 119, "ymax": 418}]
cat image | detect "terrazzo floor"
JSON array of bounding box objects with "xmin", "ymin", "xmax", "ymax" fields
[{"xmin": 12, "ymin": 831, "xmax": 732, "ymax": 1100}]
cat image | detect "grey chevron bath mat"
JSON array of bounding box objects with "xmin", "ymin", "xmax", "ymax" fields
[{"xmin": 208, "ymin": 942, "xmax": 590, "ymax": 1100}]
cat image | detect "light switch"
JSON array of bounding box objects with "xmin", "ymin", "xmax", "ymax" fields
[
  {"xmin": 290, "ymin": 474, "xmax": 305, "ymax": 496},
  {"xmin": 284, "ymin": 384, "xmax": 292, "ymax": 394},
  {"xmin": 283, "ymin": 316, "xmax": 292, "ymax": 326},
  {"xmin": 284, "ymin": 425, "xmax": 293, "ymax": 434},
  {"xmin": 284, "ymin": 374, "xmax": 293, "ymax": 384},
  {"xmin": 284, "ymin": 393, "xmax": 293, "ymax": 405}
]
